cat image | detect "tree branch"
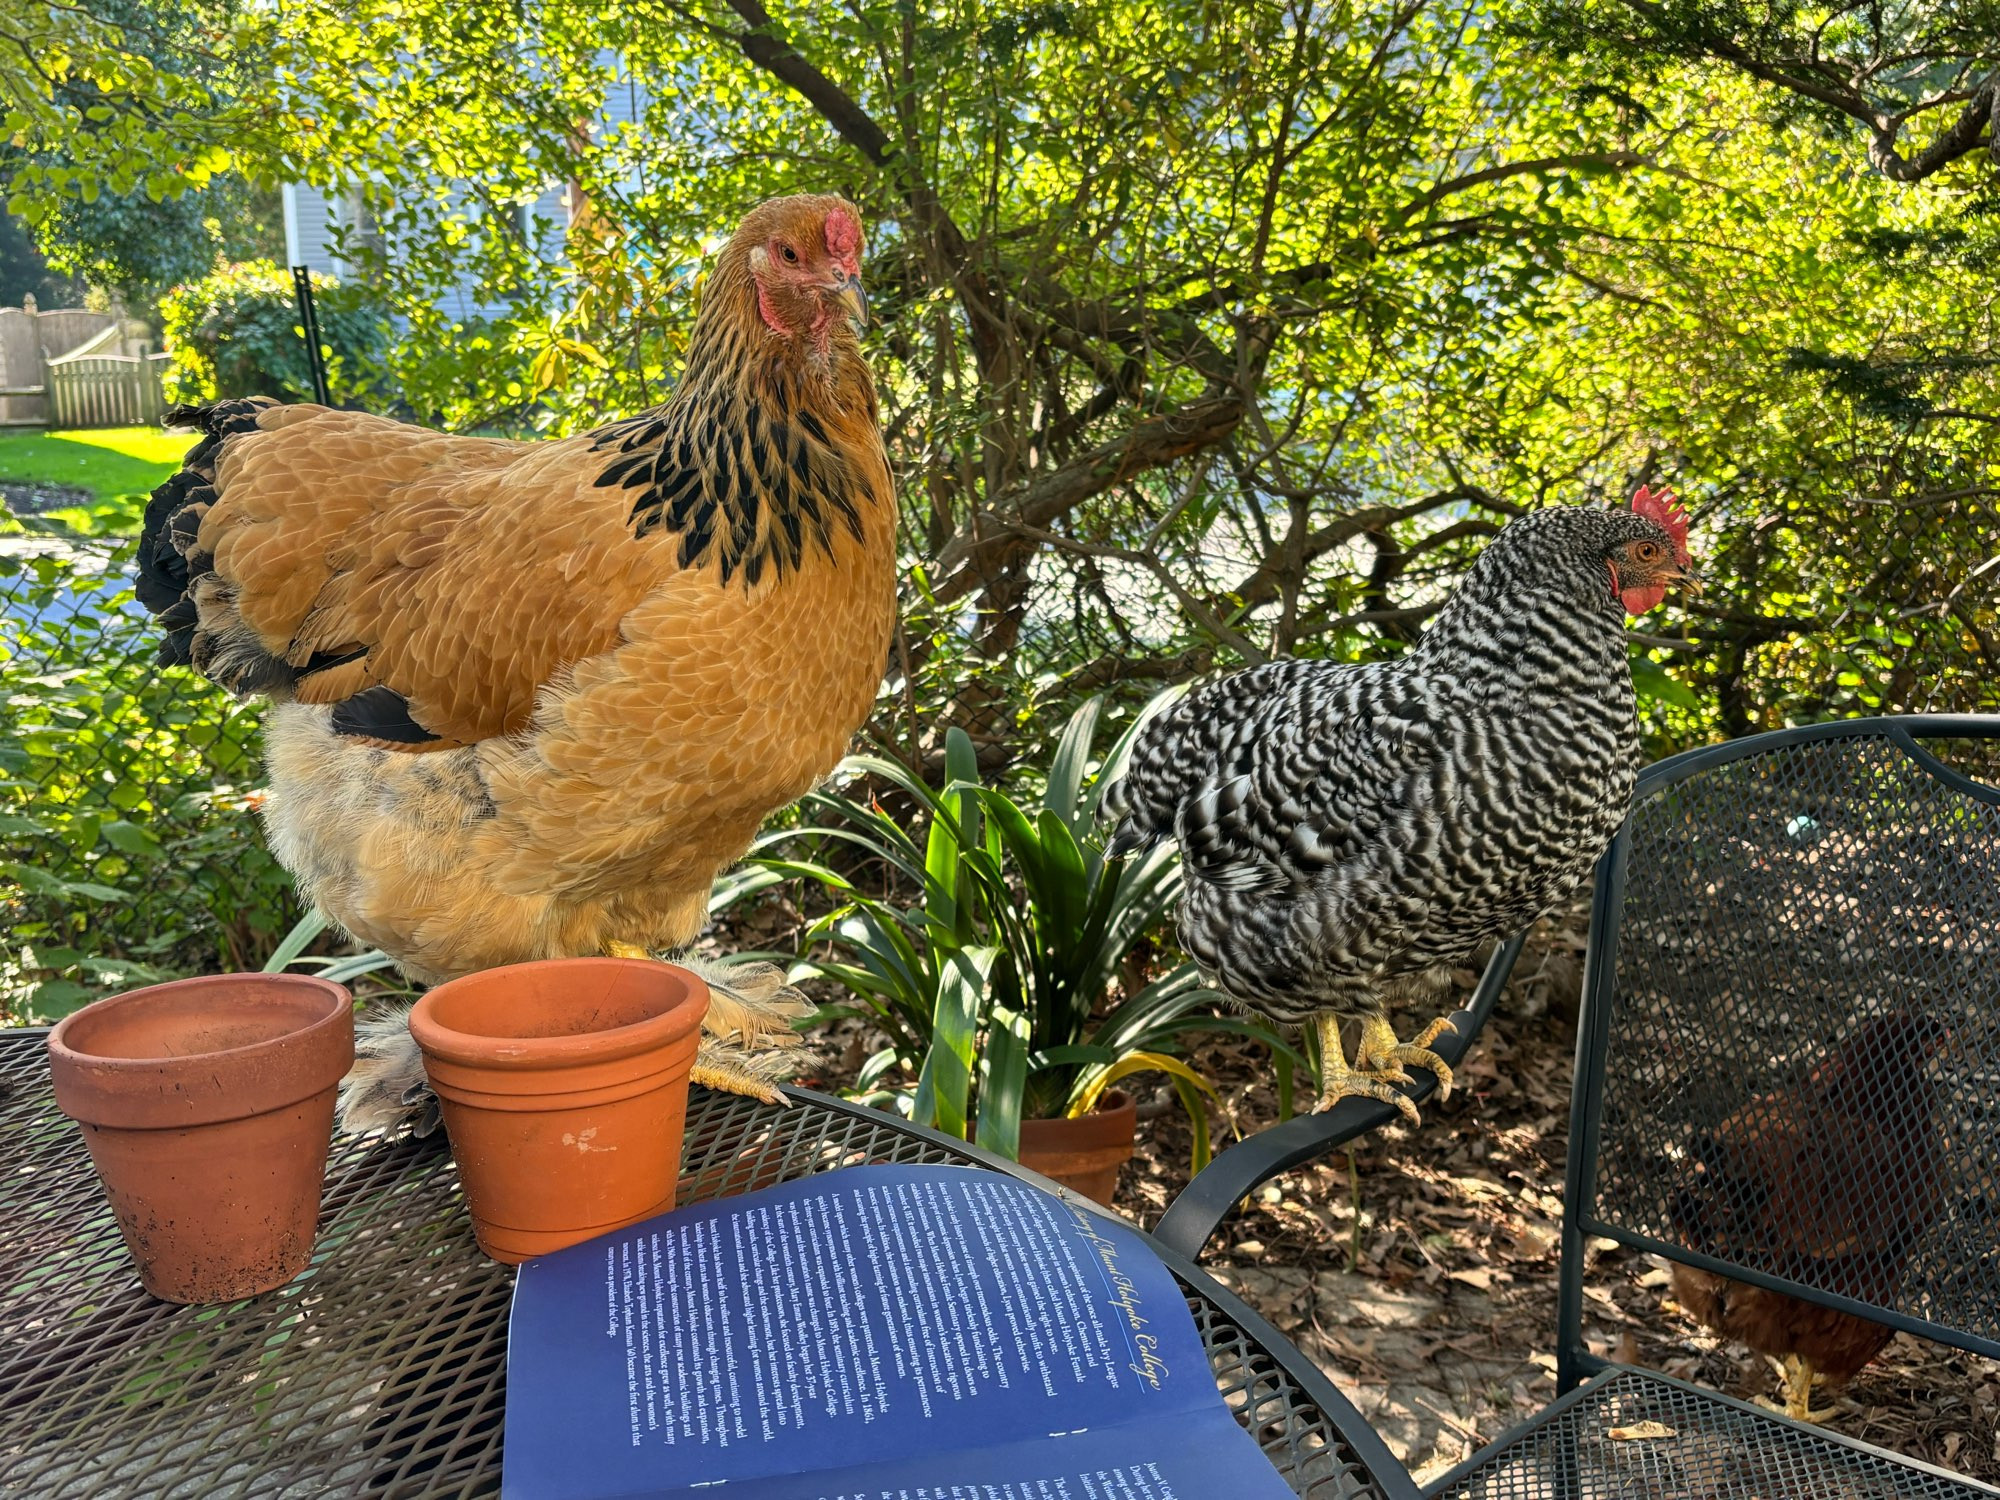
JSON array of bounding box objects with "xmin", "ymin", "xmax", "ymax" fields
[
  {"xmin": 1393, "ymin": 151, "xmax": 1656, "ymax": 224},
  {"xmin": 718, "ymin": 0, "xmax": 893, "ymax": 163},
  {"xmin": 934, "ymin": 394, "xmax": 1249, "ymax": 589},
  {"xmin": 1606, "ymin": 0, "xmax": 1997, "ymax": 181}
]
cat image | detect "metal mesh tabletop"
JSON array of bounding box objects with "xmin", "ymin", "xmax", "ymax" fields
[
  {"xmin": 0, "ymin": 1028, "xmax": 1394, "ymax": 1499},
  {"xmin": 1429, "ymin": 1367, "xmax": 2000, "ymax": 1500}
]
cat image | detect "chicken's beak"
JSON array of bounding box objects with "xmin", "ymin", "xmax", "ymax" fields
[
  {"xmin": 829, "ymin": 272, "xmax": 868, "ymax": 332},
  {"xmin": 1672, "ymin": 563, "xmax": 1704, "ymax": 598}
]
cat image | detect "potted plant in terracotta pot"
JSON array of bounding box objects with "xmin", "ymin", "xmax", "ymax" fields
[
  {"xmin": 760, "ymin": 697, "xmax": 1304, "ymax": 1205},
  {"xmin": 46, "ymin": 972, "xmax": 355, "ymax": 1304}
]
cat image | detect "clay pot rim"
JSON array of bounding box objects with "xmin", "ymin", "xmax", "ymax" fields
[
  {"xmin": 410, "ymin": 957, "xmax": 708, "ymax": 1072},
  {"xmin": 1023, "ymin": 1087, "xmax": 1136, "ymax": 1128},
  {"xmin": 48, "ymin": 972, "xmax": 355, "ymax": 1131},
  {"xmin": 48, "ymin": 971, "xmax": 353, "ymax": 1073}
]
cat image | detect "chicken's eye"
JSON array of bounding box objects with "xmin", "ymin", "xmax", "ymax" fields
[
  {"xmin": 1635, "ymin": 541, "xmax": 1661, "ymax": 562},
  {"xmin": 780, "ymin": 244, "xmax": 800, "ymax": 265}
]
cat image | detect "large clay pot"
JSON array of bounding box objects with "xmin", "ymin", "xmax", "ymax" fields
[
  {"xmin": 1017, "ymin": 1090, "xmax": 1137, "ymax": 1207},
  {"xmin": 47, "ymin": 973, "xmax": 354, "ymax": 1304},
  {"xmin": 409, "ymin": 958, "xmax": 709, "ymax": 1264}
]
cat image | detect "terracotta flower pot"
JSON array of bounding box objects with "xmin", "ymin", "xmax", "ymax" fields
[
  {"xmin": 46, "ymin": 973, "xmax": 354, "ymax": 1305},
  {"xmin": 409, "ymin": 958, "xmax": 709, "ymax": 1264},
  {"xmin": 1017, "ymin": 1089, "xmax": 1137, "ymax": 1207}
]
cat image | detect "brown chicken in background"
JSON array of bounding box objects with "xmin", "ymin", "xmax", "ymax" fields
[
  {"xmin": 1666, "ymin": 1013, "xmax": 1952, "ymax": 1423},
  {"xmin": 135, "ymin": 194, "xmax": 894, "ymax": 1128}
]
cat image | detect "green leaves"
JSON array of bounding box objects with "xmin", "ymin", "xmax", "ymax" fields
[
  {"xmin": 0, "ymin": 2, "xmax": 257, "ymax": 227},
  {"xmin": 99, "ymin": 820, "xmax": 162, "ymax": 858},
  {"xmin": 766, "ymin": 693, "xmax": 1223, "ymax": 1162},
  {"xmin": 10, "ymin": 0, "xmax": 1972, "ymax": 747},
  {"xmin": 0, "ymin": 533, "xmax": 304, "ymax": 1017},
  {"xmin": 4, "ymin": 861, "xmax": 127, "ymax": 903},
  {"xmin": 262, "ymin": 911, "xmax": 332, "ymax": 974},
  {"xmin": 160, "ymin": 262, "xmax": 391, "ymax": 407},
  {"xmin": 1630, "ymin": 654, "xmax": 1700, "ymax": 712},
  {"xmin": 911, "ymin": 946, "xmax": 1002, "ymax": 1141},
  {"xmin": 259, "ymin": 910, "xmax": 396, "ymax": 986}
]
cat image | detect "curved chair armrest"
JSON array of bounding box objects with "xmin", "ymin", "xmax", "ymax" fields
[{"xmin": 1151, "ymin": 932, "xmax": 1527, "ymax": 1262}]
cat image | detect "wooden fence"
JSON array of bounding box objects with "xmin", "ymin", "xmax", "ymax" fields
[
  {"xmin": 0, "ymin": 308, "xmax": 161, "ymax": 428},
  {"xmin": 45, "ymin": 327, "xmax": 169, "ymax": 428}
]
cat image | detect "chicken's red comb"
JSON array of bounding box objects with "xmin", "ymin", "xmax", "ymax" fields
[
  {"xmin": 1632, "ymin": 483, "xmax": 1691, "ymax": 566},
  {"xmin": 825, "ymin": 206, "xmax": 862, "ymax": 259}
]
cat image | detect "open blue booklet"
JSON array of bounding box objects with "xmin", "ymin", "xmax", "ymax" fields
[{"xmin": 504, "ymin": 1162, "xmax": 1298, "ymax": 1499}]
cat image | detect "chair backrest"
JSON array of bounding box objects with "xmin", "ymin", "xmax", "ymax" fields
[{"xmin": 1558, "ymin": 716, "xmax": 2000, "ymax": 1387}]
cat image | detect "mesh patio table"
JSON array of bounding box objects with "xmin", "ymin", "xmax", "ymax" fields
[{"xmin": 0, "ymin": 1025, "xmax": 1404, "ymax": 1500}]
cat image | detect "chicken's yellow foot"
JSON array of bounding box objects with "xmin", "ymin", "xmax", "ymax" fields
[
  {"xmin": 1311, "ymin": 1013, "xmax": 1446, "ymax": 1126},
  {"xmin": 1755, "ymin": 1354, "xmax": 1837, "ymax": 1424},
  {"xmin": 602, "ymin": 944, "xmax": 799, "ymax": 1108},
  {"xmin": 689, "ymin": 1057, "xmax": 788, "ymax": 1107},
  {"xmin": 1354, "ymin": 1012, "xmax": 1456, "ymax": 1101}
]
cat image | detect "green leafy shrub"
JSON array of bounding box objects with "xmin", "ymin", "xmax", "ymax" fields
[
  {"xmin": 0, "ymin": 537, "xmax": 299, "ymax": 1022},
  {"xmin": 160, "ymin": 259, "xmax": 390, "ymax": 406},
  {"xmin": 759, "ymin": 697, "xmax": 1303, "ymax": 1167}
]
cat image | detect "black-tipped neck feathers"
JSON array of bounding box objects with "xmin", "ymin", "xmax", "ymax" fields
[{"xmin": 588, "ymin": 243, "xmax": 881, "ymax": 589}]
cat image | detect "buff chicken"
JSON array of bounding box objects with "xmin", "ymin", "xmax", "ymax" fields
[
  {"xmin": 1105, "ymin": 492, "xmax": 1698, "ymax": 1122},
  {"xmin": 1668, "ymin": 1012, "xmax": 1951, "ymax": 1423},
  {"xmin": 135, "ymin": 194, "xmax": 894, "ymax": 1128}
]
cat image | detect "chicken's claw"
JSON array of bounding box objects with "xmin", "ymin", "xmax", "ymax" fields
[
  {"xmin": 1355, "ymin": 1013, "xmax": 1457, "ymax": 1100},
  {"xmin": 1311, "ymin": 1013, "xmax": 1457, "ymax": 1127},
  {"xmin": 1311, "ymin": 1070, "xmax": 1426, "ymax": 1127},
  {"xmin": 1756, "ymin": 1354, "xmax": 1838, "ymax": 1424},
  {"xmin": 690, "ymin": 1053, "xmax": 791, "ymax": 1106}
]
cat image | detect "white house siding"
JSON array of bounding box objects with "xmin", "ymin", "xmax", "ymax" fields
[
  {"xmin": 282, "ymin": 55, "xmax": 648, "ymax": 326},
  {"xmin": 282, "ymin": 182, "xmax": 345, "ymax": 279}
]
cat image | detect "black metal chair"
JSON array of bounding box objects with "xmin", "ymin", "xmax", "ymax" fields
[{"xmin": 1420, "ymin": 715, "xmax": 2000, "ymax": 1497}]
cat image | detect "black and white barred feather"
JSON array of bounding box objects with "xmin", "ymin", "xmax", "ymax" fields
[{"xmin": 1103, "ymin": 505, "xmax": 1671, "ymax": 1027}]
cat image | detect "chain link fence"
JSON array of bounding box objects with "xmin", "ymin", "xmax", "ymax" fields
[{"xmin": 0, "ymin": 530, "xmax": 297, "ymax": 1024}]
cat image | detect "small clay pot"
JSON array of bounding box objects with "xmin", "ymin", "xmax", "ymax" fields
[
  {"xmin": 47, "ymin": 973, "xmax": 354, "ymax": 1305},
  {"xmin": 1018, "ymin": 1089, "xmax": 1137, "ymax": 1206},
  {"xmin": 409, "ymin": 958, "xmax": 709, "ymax": 1264}
]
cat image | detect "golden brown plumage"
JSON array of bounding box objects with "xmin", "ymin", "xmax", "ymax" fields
[
  {"xmin": 1664, "ymin": 1013, "xmax": 1950, "ymax": 1423},
  {"xmin": 136, "ymin": 195, "xmax": 893, "ymax": 1125}
]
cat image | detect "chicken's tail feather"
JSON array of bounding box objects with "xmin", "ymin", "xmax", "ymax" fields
[
  {"xmin": 139, "ymin": 397, "xmax": 292, "ymax": 693},
  {"xmin": 1104, "ymin": 818, "xmax": 1160, "ymax": 860},
  {"xmin": 338, "ymin": 1003, "xmax": 442, "ymax": 1137},
  {"xmin": 679, "ymin": 955, "xmax": 808, "ymax": 1107}
]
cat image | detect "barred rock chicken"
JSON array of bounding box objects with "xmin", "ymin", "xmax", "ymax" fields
[
  {"xmin": 1668, "ymin": 1013, "xmax": 1951, "ymax": 1424},
  {"xmin": 1104, "ymin": 492, "xmax": 1696, "ymax": 1123},
  {"xmin": 135, "ymin": 194, "xmax": 893, "ymax": 1128}
]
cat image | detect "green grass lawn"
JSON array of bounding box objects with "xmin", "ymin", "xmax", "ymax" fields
[{"xmin": 0, "ymin": 428, "xmax": 188, "ymax": 534}]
